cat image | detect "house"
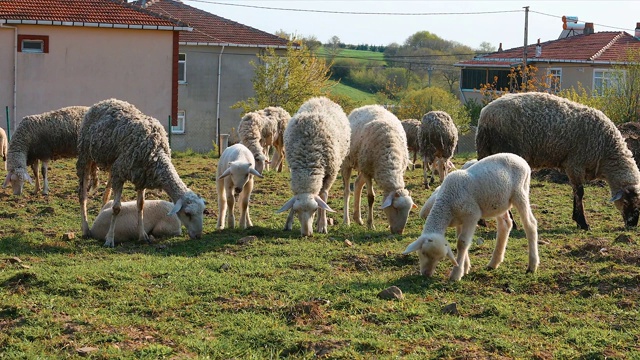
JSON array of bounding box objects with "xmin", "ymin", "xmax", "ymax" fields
[
  {"xmin": 455, "ymin": 21, "xmax": 640, "ymax": 105},
  {"xmin": 137, "ymin": 0, "xmax": 291, "ymax": 152},
  {"xmin": 0, "ymin": 0, "xmax": 190, "ymax": 138}
]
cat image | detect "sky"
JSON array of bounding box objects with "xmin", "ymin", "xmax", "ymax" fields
[{"xmin": 182, "ymin": 0, "xmax": 639, "ymax": 51}]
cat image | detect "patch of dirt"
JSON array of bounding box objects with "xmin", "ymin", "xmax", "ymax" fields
[
  {"xmin": 285, "ymin": 299, "xmax": 329, "ymax": 325},
  {"xmin": 1, "ymin": 271, "xmax": 38, "ymax": 294},
  {"xmin": 282, "ymin": 340, "xmax": 350, "ymax": 358}
]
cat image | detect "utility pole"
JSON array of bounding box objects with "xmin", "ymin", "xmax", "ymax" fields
[{"xmin": 522, "ymin": 6, "xmax": 529, "ymax": 88}]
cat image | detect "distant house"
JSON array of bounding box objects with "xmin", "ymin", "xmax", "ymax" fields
[
  {"xmin": 138, "ymin": 0, "xmax": 291, "ymax": 152},
  {"xmin": 0, "ymin": 0, "xmax": 190, "ymax": 136},
  {"xmin": 454, "ymin": 21, "xmax": 640, "ymax": 104}
]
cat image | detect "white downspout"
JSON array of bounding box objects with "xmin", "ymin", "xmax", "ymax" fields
[
  {"xmin": 215, "ymin": 45, "xmax": 225, "ymax": 146},
  {"xmin": 1, "ymin": 21, "xmax": 18, "ymax": 135}
]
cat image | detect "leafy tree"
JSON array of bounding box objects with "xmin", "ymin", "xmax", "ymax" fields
[
  {"xmin": 232, "ymin": 43, "xmax": 334, "ymax": 115},
  {"xmin": 302, "ymin": 35, "xmax": 322, "ymax": 53},
  {"xmin": 477, "ymin": 41, "xmax": 496, "ymax": 53},
  {"xmin": 393, "ymin": 87, "xmax": 471, "ymax": 132},
  {"xmin": 325, "ymin": 35, "xmax": 342, "ymax": 59}
]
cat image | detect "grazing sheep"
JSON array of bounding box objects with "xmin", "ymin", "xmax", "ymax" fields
[
  {"xmin": 618, "ymin": 121, "xmax": 640, "ymax": 169},
  {"xmin": 263, "ymin": 106, "xmax": 291, "ymax": 172},
  {"xmin": 90, "ymin": 200, "xmax": 182, "ymax": 242},
  {"xmin": 3, "ymin": 106, "xmax": 88, "ymax": 195},
  {"xmin": 401, "ymin": 119, "xmax": 421, "ymax": 170},
  {"xmin": 216, "ymin": 143, "xmax": 263, "ymax": 230},
  {"xmin": 0, "ymin": 127, "xmax": 7, "ymax": 170},
  {"xmin": 277, "ymin": 97, "xmax": 350, "ymax": 236},
  {"xmin": 238, "ymin": 110, "xmax": 273, "ymax": 174},
  {"xmin": 342, "ymin": 105, "xmax": 416, "ymax": 234},
  {"xmin": 404, "ymin": 153, "xmax": 539, "ymax": 281},
  {"xmin": 420, "ymin": 110, "xmax": 458, "ymax": 188},
  {"xmin": 77, "ymin": 98, "xmax": 206, "ymax": 247},
  {"xmin": 476, "ymin": 92, "xmax": 640, "ymax": 230},
  {"xmin": 419, "ymin": 159, "xmax": 477, "ymax": 220}
]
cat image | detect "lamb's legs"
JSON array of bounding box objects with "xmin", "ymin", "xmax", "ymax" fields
[
  {"xmin": 487, "ymin": 212, "xmax": 513, "ymax": 270},
  {"xmin": 41, "ymin": 160, "xmax": 49, "ymax": 195},
  {"xmin": 353, "ymin": 173, "xmax": 366, "ymax": 226},
  {"xmin": 239, "ymin": 178, "xmax": 254, "ymax": 229},
  {"xmin": 514, "ymin": 196, "xmax": 539, "ymax": 273},
  {"xmin": 136, "ymin": 189, "xmax": 149, "ymax": 243},
  {"xmin": 31, "ymin": 161, "xmax": 40, "ymax": 194},
  {"xmin": 79, "ymin": 164, "xmax": 92, "ymax": 238},
  {"xmin": 317, "ymin": 188, "xmax": 329, "ymax": 234},
  {"xmin": 365, "ymin": 177, "xmax": 376, "ymax": 230},
  {"xmin": 226, "ymin": 189, "xmax": 236, "ymax": 229},
  {"xmin": 449, "ymin": 222, "xmax": 477, "ymax": 281},
  {"xmin": 342, "ymin": 165, "xmax": 352, "ymax": 226},
  {"xmin": 105, "ymin": 184, "xmax": 123, "ymax": 248},
  {"xmin": 216, "ymin": 180, "xmax": 227, "ymax": 230}
]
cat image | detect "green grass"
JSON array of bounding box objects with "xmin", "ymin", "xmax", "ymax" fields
[
  {"xmin": 1, "ymin": 154, "xmax": 639, "ymax": 358},
  {"xmin": 329, "ymin": 81, "xmax": 378, "ymax": 104},
  {"xmin": 317, "ymin": 47, "xmax": 387, "ymax": 66}
]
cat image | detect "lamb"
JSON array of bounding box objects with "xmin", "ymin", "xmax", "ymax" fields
[
  {"xmin": 342, "ymin": 105, "xmax": 416, "ymax": 234},
  {"xmin": 216, "ymin": 143, "xmax": 263, "ymax": 230},
  {"xmin": 263, "ymin": 106, "xmax": 291, "ymax": 172},
  {"xmin": 476, "ymin": 92, "xmax": 640, "ymax": 230},
  {"xmin": 77, "ymin": 98, "xmax": 206, "ymax": 247},
  {"xmin": 238, "ymin": 110, "xmax": 274, "ymax": 174},
  {"xmin": 401, "ymin": 119, "xmax": 421, "ymax": 170},
  {"xmin": 420, "ymin": 110, "xmax": 458, "ymax": 188},
  {"xmin": 3, "ymin": 106, "xmax": 88, "ymax": 195},
  {"xmin": 0, "ymin": 127, "xmax": 7, "ymax": 171},
  {"xmin": 90, "ymin": 200, "xmax": 182, "ymax": 242},
  {"xmin": 277, "ymin": 97, "xmax": 350, "ymax": 236},
  {"xmin": 419, "ymin": 159, "xmax": 477, "ymax": 220},
  {"xmin": 403, "ymin": 153, "xmax": 539, "ymax": 281}
]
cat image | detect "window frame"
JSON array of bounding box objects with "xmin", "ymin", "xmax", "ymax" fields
[
  {"xmin": 17, "ymin": 35, "xmax": 49, "ymax": 53},
  {"xmin": 547, "ymin": 67, "xmax": 562, "ymax": 93},
  {"xmin": 171, "ymin": 110, "xmax": 186, "ymax": 134},
  {"xmin": 178, "ymin": 53, "xmax": 186, "ymax": 84},
  {"xmin": 593, "ymin": 68, "xmax": 623, "ymax": 95}
]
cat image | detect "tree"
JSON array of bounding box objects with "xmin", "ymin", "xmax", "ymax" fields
[
  {"xmin": 477, "ymin": 41, "xmax": 496, "ymax": 54},
  {"xmin": 232, "ymin": 43, "xmax": 334, "ymax": 115},
  {"xmin": 325, "ymin": 35, "xmax": 342, "ymax": 59}
]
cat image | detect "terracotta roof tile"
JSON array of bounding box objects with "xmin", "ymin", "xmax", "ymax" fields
[
  {"xmin": 0, "ymin": 0, "xmax": 188, "ymax": 28},
  {"xmin": 140, "ymin": 0, "xmax": 290, "ymax": 47}
]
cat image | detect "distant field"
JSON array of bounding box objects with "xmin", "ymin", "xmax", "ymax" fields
[
  {"xmin": 316, "ymin": 46, "xmax": 387, "ymax": 65},
  {"xmin": 329, "ymin": 81, "xmax": 378, "ymax": 104}
]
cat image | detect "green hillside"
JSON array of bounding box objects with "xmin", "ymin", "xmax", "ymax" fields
[
  {"xmin": 329, "ymin": 81, "xmax": 378, "ymax": 104},
  {"xmin": 316, "ymin": 47, "xmax": 386, "ymax": 66}
]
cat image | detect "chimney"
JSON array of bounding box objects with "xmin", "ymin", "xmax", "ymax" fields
[
  {"xmin": 498, "ymin": 42, "xmax": 503, "ymax": 52},
  {"xmin": 635, "ymin": 22, "xmax": 640, "ymax": 39},
  {"xmin": 535, "ymin": 38, "xmax": 542, "ymax": 57},
  {"xmin": 584, "ymin": 22, "xmax": 594, "ymax": 35}
]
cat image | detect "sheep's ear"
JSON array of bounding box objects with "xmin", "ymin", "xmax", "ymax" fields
[
  {"xmin": 403, "ymin": 238, "xmax": 423, "ymax": 254},
  {"xmin": 217, "ymin": 168, "xmax": 232, "ymax": 180},
  {"xmin": 412, "ymin": 203, "xmax": 418, "ymax": 209},
  {"xmin": 610, "ymin": 190, "xmax": 624, "ymax": 202},
  {"xmin": 315, "ymin": 195, "xmax": 335, "ymax": 213},
  {"xmin": 381, "ymin": 193, "xmax": 394, "ymax": 209},
  {"xmin": 250, "ymin": 168, "xmax": 263, "ymax": 178},
  {"xmin": 2, "ymin": 173, "xmax": 10, "ymax": 188},
  {"xmin": 446, "ymin": 245, "xmax": 459, "ymax": 267},
  {"xmin": 168, "ymin": 198, "xmax": 183, "ymax": 216},
  {"xmin": 277, "ymin": 197, "xmax": 295, "ymax": 213}
]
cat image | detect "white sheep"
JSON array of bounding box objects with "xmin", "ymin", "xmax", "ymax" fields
[
  {"xmin": 404, "ymin": 153, "xmax": 539, "ymax": 282},
  {"xmin": 277, "ymin": 97, "xmax": 350, "ymax": 236},
  {"xmin": 77, "ymin": 98, "xmax": 206, "ymax": 247},
  {"xmin": 3, "ymin": 106, "xmax": 88, "ymax": 195},
  {"xmin": 419, "ymin": 159, "xmax": 477, "ymax": 220},
  {"xmin": 216, "ymin": 143, "xmax": 263, "ymax": 230},
  {"xmin": 342, "ymin": 105, "xmax": 416, "ymax": 234},
  {"xmin": 238, "ymin": 110, "xmax": 273, "ymax": 174},
  {"xmin": 476, "ymin": 92, "xmax": 640, "ymax": 230},
  {"xmin": 90, "ymin": 200, "xmax": 182, "ymax": 242},
  {"xmin": 0, "ymin": 127, "xmax": 7, "ymax": 171},
  {"xmin": 263, "ymin": 106, "xmax": 291, "ymax": 172},
  {"xmin": 420, "ymin": 110, "xmax": 458, "ymax": 188}
]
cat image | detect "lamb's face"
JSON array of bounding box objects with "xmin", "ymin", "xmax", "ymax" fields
[
  {"xmin": 381, "ymin": 189, "xmax": 415, "ymax": 234},
  {"xmin": 294, "ymin": 194, "xmax": 318, "ymax": 236},
  {"xmin": 3, "ymin": 169, "xmax": 32, "ymax": 195},
  {"xmin": 172, "ymin": 192, "xmax": 206, "ymax": 239},
  {"xmin": 228, "ymin": 162, "xmax": 253, "ymax": 196},
  {"xmin": 403, "ymin": 233, "xmax": 457, "ymax": 277}
]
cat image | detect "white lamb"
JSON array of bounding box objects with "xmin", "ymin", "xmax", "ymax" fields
[
  {"xmin": 419, "ymin": 159, "xmax": 477, "ymax": 220},
  {"xmin": 90, "ymin": 200, "xmax": 182, "ymax": 242},
  {"xmin": 404, "ymin": 153, "xmax": 539, "ymax": 282},
  {"xmin": 342, "ymin": 105, "xmax": 416, "ymax": 234},
  {"xmin": 216, "ymin": 143, "xmax": 263, "ymax": 230},
  {"xmin": 0, "ymin": 127, "xmax": 7, "ymax": 171}
]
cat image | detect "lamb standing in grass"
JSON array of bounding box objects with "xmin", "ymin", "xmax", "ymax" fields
[
  {"xmin": 420, "ymin": 110, "xmax": 458, "ymax": 188},
  {"xmin": 90, "ymin": 200, "xmax": 182, "ymax": 242},
  {"xmin": 476, "ymin": 92, "xmax": 640, "ymax": 230},
  {"xmin": 404, "ymin": 153, "xmax": 539, "ymax": 281},
  {"xmin": 216, "ymin": 143, "xmax": 263, "ymax": 230},
  {"xmin": 77, "ymin": 98, "xmax": 205, "ymax": 247},
  {"xmin": 277, "ymin": 97, "xmax": 350, "ymax": 236},
  {"xmin": 401, "ymin": 119, "xmax": 421, "ymax": 170},
  {"xmin": 3, "ymin": 106, "xmax": 88, "ymax": 195},
  {"xmin": 342, "ymin": 105, "xmax": 416, "ymax": 234},
  {"xmin": 0, "ymin": 127, "xmax": 7, "ymax": 171}
]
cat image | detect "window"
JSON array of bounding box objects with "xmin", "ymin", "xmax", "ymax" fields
[
  {"xmin": 547, "ymin": 68, "xmax": 562, "ymax": 93},
  {"xmin": 178, "ymin": 53, "xmax": 186, "ymax": 83},
  {"xmin": 461, "ymin": 68, "xmax": 511, "ymax": 90},
  {"xmin": 172, "ymin": 110, "xmax": 185, "ymax": 134},
  {"xmin": 593, "ymin": 69, "xmax": 623, "ymax": 95},
  {"xmin": 17, "ymin": 35, "xmax": 49, "ymax": 53}
]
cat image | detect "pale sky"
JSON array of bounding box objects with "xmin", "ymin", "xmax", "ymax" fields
[{"xmin": 183, "ymin": 0, "xmax": 638, "ymax": 51}]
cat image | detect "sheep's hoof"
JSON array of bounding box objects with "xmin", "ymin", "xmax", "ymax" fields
[
  {"xmin": 103, "ymin": 240, "xmax": 115, "ymax": 248},
  {"xmin": 526, "ymin": 267, "xmax": 537, "ymax": 274}
]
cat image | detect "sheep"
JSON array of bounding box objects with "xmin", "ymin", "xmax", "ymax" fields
[
  {"xmin": 216, "ymin": 143, "xmax": 263, "ymax": 230},
  {"xmin": 77, "ymin": 98, "xmax": 206, "ymax": 247},
  {"xmin": 263, "ymin": 106, "xmax": 291, "ymax": 172},
  {"xmin": 420, "ymin": 110, "xmax": 458, "ymax": 188},
  {"xmin": 419, "ymin": 159, "xmax": 477, "ymax": 220},
  {"xmin": 277, "ymin": 97, "xmax": 350, "ymax": 236},
  {"xmin": 0, "ymin": 127, "xmax": 7, "ymax": 170},
  {"xmin": 403, "ymin": 153, "xmax": 539, "ymax": 281},
  {"xmin": 90, "ymin": 200, "xmax": 182, "ymax": 242},
  {"xmin": 401, "ymin": 119, "xmax": 421, "ymax": 170},
  {"xmin": 3, "ymin": 106, "xmax": 88, "ymax": 195},
  {"xmin": 238, "ymin": 110, "xmax": 273, "ymax": 174},
  {"xmin": 342, "ymin": 105, "xmax": 416, "ymax": 234},
  {"xmin": 476, "ymin": 92, "xmax": 640, "ymax": 230}
]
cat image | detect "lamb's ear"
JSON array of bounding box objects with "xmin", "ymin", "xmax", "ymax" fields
[
  {"xmin": 446, "ymin": 245, "xmax": 459, "ymax": 267},
  {"xmin": 381, "ymin": 193, "xmax": 394, "ymax": 209},
  {"xmin": 315, "ymin": 195, "xmax": 335, "ymax": 213},
  {"xmin": 610, "ymin": 190, "xmax": 624, "ymax": 202},
  {"xmin": 168, "ymin": 198, "xmax": 183, "ymax": 216},
  {"xmin": 277, "ymin": 197, "xmax": 295, "ymax": 213},
  {"xmin": 403, "ymin": 238, "xmax": 423, "ymax": 254},
  {"xmin": 250, "ymin": 168, "xmax": 264, "ymax": 178},
  {"xmin": 412, "ymin": 203, "xmax": 418, "ymax": 209},
  {"xmin": 2, "ymin": 173, "xmax": 10, "ymax": 188},
  {"xmin": 217, "ymin": 168, "xmax": 232, "ymax": 180}
]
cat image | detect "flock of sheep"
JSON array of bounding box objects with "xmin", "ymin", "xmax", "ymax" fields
[{"xmin": 2, "ymin": 91, "xmax": 639, "ymax": 282}]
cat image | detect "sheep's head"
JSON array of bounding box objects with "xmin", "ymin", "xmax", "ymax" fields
[
  {"xmin": 217, "ymin": 161, "xmax": 263, "ymax": 197},
  {"xmin": 277, "ymin": 193, "xmax": 334, "ymax": 236},
  {"xmin": 403, "ymin": 232, "xmax": 457, "ymax": 277},
  {"xmin": 381, "ymin": 189, "xmax": 417, "ymax": 234},
  {"xmin": 611, "ymin": 185, "xmax": 640, "ymax": 227},
  {"xmin": 3, "ymin": 168, "xmax": 33, "ymax": 195},
  {"xmin": 253, "ymin": 153, "xmax": 268, "ymax": 174},
  {"xmin": 168, "ymin": 191, "xmax": 206, "ymax": 239}
]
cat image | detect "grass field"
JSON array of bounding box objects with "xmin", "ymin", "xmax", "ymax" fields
[
  {"xmin": 1, "ymin": 153, "xmax": 639, "ymax": 359},
  {"xmin": 329, "ymin": 81, "xmax": 378, "ymax": 104},
  {"xmin": 316, "ymin": 47, "xmax": 387, "ymax": 66}
]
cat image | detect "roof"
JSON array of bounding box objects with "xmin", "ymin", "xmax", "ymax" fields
[
  {"xmin": 456, "ymin": 31, "xmax": 640, "ymax": 67},
  {"xmin": 0, "ymin": 0, "xmax": 190, "ymax": 30},
  {"xmin": 138, "ymin": 0, "xmax": 290, "ymax": 48}
]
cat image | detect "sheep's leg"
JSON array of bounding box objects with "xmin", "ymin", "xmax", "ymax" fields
[
  {"xmin": 79, "ymin": 163, "xmax": 92, "ymax": 238},
  {"xmin": 41, "ymin": 160, "xmax": 49, "ymax": 195},
  {"xmin": 31, "ymin": 161, "xmax": 40, "ymax": 194},
  {"xmin": 105, "ymin": 183, "xmax": 124, "ymax": 248},
  {"xmin": 102, "ymin": 178, "xmax": 112, "ymax": 205},
  {"xmin": 514, "ymin": 194, "xmax": 539, "ymax": 273},
  {"xmin": 422, "ymin": 155, "xmax": 429, "ymax": 188},
  {"xmin": 342, "ymin": 165, "xmax": 352, "ymax": 226},
  {"xmin": 365, "ymin": 177, "xmax": 376, "ymax": 230},
  {"xmin": 437, "ymin": 157, "xmax": 446, "ymax": 184},
  {"xmin": 572, "ymin": 183, "xmax": 590, "ymax": 230},
  {"xmin": 487, "ymin": 212, "xmax": 513, "ymax": 270},
  {"xmin": 284, "ymin": 208, "xmax": 295, "ymax": 231},
  {"xmin": 353, "ymin": 173, "xmax": 366, "ymax": 226},
  {"xmin": 216, "ymin": 179, "xmax": 226, "ymax": 230},
  {"xmin": 135, "ymin": 189, "xmax": 149, "ymax": 243},
  {"xmin": 239, "ymin": 178, "xmax": 254, "ymax": 229},
  {"xmin": 411, "ymin": 151, "xmax": 417, "ymax": 171},
  {"xmin": 226, "ymin": 187, "xmax": 236, "ymax": 229},
  {"xmin": 449, "ymin": 222, "xmax": 477, "ymax": 281},
  {"xmin": 317, "ymin": 187, "xmax": 329, "ymax": 234}
]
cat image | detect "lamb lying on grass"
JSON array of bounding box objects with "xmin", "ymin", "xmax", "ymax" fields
[{"xmin": 404, "ymin": 153, "xmax": 539, "ymax": 281}]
